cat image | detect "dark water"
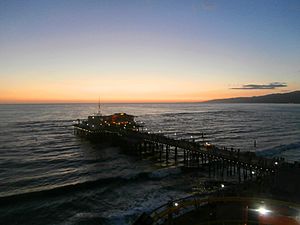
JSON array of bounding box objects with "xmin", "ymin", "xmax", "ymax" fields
[{"xmin": 0, "ymin": 103, "xmax": 300, "ymax": 225}]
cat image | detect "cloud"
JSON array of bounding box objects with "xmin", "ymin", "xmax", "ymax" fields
[
  {"xmin": 201, "ymin": 0, "xmax": 216, "ymax": 11},
  {"xmin": 193, "ymin": 0, "xmax": 216, "ymax": 13},
  {"xmin": 231, "ymin": 82, "xmax": 287, "ymax": 90}
]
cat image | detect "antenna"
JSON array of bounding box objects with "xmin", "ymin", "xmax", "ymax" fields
[{"xmin": 98, "ymin": 97, "xmax": 101, "ymax": 115}]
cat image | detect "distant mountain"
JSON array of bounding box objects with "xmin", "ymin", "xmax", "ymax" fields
[{"xmin": 205, "ymin": 91, "xmax": 300, "ymax": 104}]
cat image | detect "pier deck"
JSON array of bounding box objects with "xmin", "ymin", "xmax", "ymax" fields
[
  {"xmin": 73, "ymin": 123, "xmax": 281, "ymax": 183},
  {"xmin": 73, "ymin": 118, "xmax": 300, "ymax": 225}
]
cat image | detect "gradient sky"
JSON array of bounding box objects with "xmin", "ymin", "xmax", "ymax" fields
[{"xmin": 1, "ymin": 0, "xmax": 300, "ymax": 103}]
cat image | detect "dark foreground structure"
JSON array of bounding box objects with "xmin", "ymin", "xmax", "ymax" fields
[
  {"xmin": 74, "ymin": 112, "xmax": 300, "ymax": 225},
  {"xmin": 135, "ymin": 194, "xmax": 300, "ymax": 225}
]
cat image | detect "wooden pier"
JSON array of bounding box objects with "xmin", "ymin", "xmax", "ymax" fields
[
  {"xmin": 74, "ymin": 118, "xmax": 300, "ymax": 225},
  {"xmin": 73, "ymin": 123, "xmax": 281, "ymax": 183}
]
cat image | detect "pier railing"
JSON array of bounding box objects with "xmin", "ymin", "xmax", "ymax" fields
[
  {"xmin": 73, "ymin": 123, "xmax": 283, "ymax": 183},
  {"xmin": 73, "ymin": 122, "xmax": 300, "ymax": 225},
  {"xmin": 135, "ymin": 194, "xmax": 300, "ymax": 225}
]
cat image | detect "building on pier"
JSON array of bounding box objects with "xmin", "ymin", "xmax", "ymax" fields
[{"xmin": 76, "ymin": 112, "xmax": 142, "ymax": 131}]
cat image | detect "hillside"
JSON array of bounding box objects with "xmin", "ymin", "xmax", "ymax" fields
[{"xmin": 205, "ymin": 91, "xmax": 300, "ymax": 104}]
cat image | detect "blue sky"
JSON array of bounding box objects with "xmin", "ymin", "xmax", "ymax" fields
[{"xmin": 0, "ymin": 0, "xmax": 299, "ymax": 102}]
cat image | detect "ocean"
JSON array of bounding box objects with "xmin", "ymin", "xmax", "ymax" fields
[{"xmin": 0, "ymin": 103, "xmax": 300, "ymax": 225}]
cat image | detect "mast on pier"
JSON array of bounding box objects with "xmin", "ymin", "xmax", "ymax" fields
[{"xmin": 97, "ymin": 97, "xmax": 102, "ymax": 116}]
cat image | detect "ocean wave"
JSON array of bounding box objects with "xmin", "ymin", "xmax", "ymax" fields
[
  {"xmin": 256, "ymin": 141, "xmax": 300, "ymax": 158},
  {"xmin": 97, "ymin": 189, "xmax": 188, "ymax": 225},
  {"xmin": 0, "ymin": 168, "xmax": 182, "ymax": 205},
  {"xmin": 13, "ymin": 119, "xmax": 73, "ymax": 126},
  {"xmin": 148, "ymin": 167, "xmax": 181, "ymax": 179},
  {"xmin": 0, "ymin": 176, "xmax": 136, "ymax": 204}
]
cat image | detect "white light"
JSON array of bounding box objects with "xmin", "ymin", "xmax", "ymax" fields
[
  {"xmin": 174, "ymin": 133, "xmax": 177, "ymax": 136},
  {"xmin": 191, "ymin": 136, "xmax": 193, "ymax": 138},
  {"xmin": 256, "ymin": 207, "xmax": 271, "ymax": 215},
  {"xmin": 275, "ymin": 161, "xmax": 278, "ymax": 165},
  {"xmin": 221, "ymin": 184, "xmax": 225, "ymax": 188},
  {"xmin": 252, "ymin": 171, "xmax": 255, "ymax": 175},
  {"xmin": 174, "ymin": 202, "xmax": 179, "ymax": 207}
]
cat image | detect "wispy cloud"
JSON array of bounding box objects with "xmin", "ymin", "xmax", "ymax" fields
[
  {"xmin": 231, "ymin": 82, "xmax": 287, "ymax": 90},
  {"xmin": 201, "ymin": 0, "xmax": 216, "ymax": 11},
  {"xmin": 193, "ymin": 0, "xmax": 216, "ymax": 13}
]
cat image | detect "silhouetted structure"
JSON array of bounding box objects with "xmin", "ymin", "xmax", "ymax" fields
[
  {"xmin": 205, "ymin": 90, "xmax": 300, "ymax": 104},
  {"xmin": 74, "ymin": 112, "xmax": 300, "ymax": 225},
  {"xmin": 74, "ymin": 113, "xmax": 281, "ymax": 184}
]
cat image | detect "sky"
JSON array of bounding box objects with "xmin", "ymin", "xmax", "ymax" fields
[{"xmin": 0, "ymin": 0, "xmax": 300, "ymax": 103}]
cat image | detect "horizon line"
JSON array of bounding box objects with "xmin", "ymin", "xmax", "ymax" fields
[
  {"xmin": 0, "ymin": 100, "xmax": 205, "ymax": 105},
  {"xmin": 1, "ymin": 90, "xmax": 297, "ymax": 105}
]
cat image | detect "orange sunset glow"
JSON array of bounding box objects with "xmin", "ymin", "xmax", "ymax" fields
[{"xmin": 0, "ymin": 1, "xmax": 299, "ymax": 103}]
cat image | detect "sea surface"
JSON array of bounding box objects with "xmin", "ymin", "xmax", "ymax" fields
[{"xmin": 0, "ymin": 103, "xmax": 300, "ymax": 225}]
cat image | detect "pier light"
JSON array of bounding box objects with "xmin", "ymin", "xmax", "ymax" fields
[
  {"xmin": 174, "ymin": 202, "xmax": 179, "ymax": 207},
  {"xmin": 221, "ymin": 184, "xmax": 225, "ymax": 188},
  {"xmin": 256, "ymin": 206, "xmax": 271, "ymax": 215},
  {"xmin": 204, "ymin": 142, "xmax": 211, "ymax": 147}
]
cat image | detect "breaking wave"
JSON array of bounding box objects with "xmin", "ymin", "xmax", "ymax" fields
[{"xmin": 256, "ymin": 141, "xmax": 300, "ymax": 158}]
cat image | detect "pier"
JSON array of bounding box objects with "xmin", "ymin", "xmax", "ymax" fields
[
  {"xmin": 73, "ymin": 113, "xmax": 300, "ymax": 225},
  {"xmin": 73, "ymin": 116, "xmax": 280, "ymax": 183}
]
